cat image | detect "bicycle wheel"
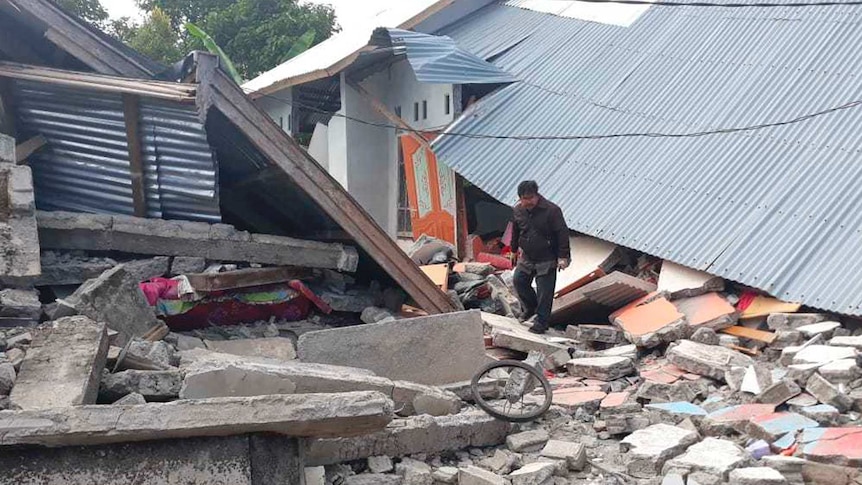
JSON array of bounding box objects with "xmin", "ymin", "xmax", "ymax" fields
[{"xmin": 470, "ymin": 359, "xmax": 553, "ymax": 423}]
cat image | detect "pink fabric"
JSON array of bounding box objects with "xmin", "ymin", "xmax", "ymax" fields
[{"xmin": 139, "ymin": 278, "xmax": 179, "ymax": 306}]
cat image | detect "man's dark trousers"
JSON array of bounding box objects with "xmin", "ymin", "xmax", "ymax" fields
[{"xmin": 513, "ymin": 260, "xmax": 556, "ymax": 331}]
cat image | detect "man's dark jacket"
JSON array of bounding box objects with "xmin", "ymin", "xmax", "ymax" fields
[{"xmin": 511, "ymin": 196, "xmax": 571, "ymax": 263}]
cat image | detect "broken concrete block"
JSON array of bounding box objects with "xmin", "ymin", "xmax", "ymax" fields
[
  {"xmin": 506, "ymin": 429, "xmax": 549, "ymax": 452},
  {"xmin": 636, "ymin": 381, "xmax": 699, "ymax": 403},
  {"xmin": 180, "ymin": 362, "xmax": 299, "ymax": 399},
  {"xmin": 305, "ymin": 466, "xmax": 326, "ymax": 485},
  {"xmin": 674, "ymin": 292, "xmax": 738, "ymax": 331},
  {"xmin": 367, "ymin": 455, "xmax": 394, "ymax": 474},
  {"xmin": 0, "ymin": 164, "xmax": 40, "ymax": 283},
  {"xmin": 798, "ymin": 427, "xmax": 862, "ymax": 467},
  {"xmin": 0, "ymin": 362, "xmax": 15, "ymax": 395},
  {"xmin": 799, "ymin": 404, "xmax": 841, "ymax": 425},
  {"xmin": 508, "ymin": 462, "xmax": 556, "ymax": 485},
  {"xmin": 781, "ymin": 345, "xmax": 855, "ymax": 366},
  {"xmin": 432, "ymin": 466, "xmax": 458, "ymax": 484},
  {"xmin": 663, "ymin": 438, "xmax": 750, "ymax": 480},
  {"xmin": 540, "ymin": 440, "xmax": 586, "ymax": 471},
  {"xmin": 360, "ymin": 306, "xmax": 396, "ymax": 324},
  {"xmin": 170, "ymin": 333, "xmax": 206, "ymax": 351},
  {"xmin": 123, "ymin": 256, "xmax": 170, "ymax": 282},
  {"xmin": 691, "ymin": 327, "xmax": 720, "ymax": 345},
  {"xmin": 392, "ymin": 380, "xmax": 462, "ymax": 417},
  {"xmin": 797, "ymin": 321, "xmax": 841, "ymax": 339},
  {"xmin": 113, "ymin": 392, "xmax": 147, "ymax": 405},
  {"xmin": 0, "ymin": 391, "xmax": 393, "ymax": 447},
  {"xmin": 746, "ymin": 412, "xmax": 820, "ymax": 441},
  {"xmin": 741, "ymin": 365, "xmax": 773, "ymax": 395},
  {"xmin": 620, "ymin": 423, "xmax": 699, "ymax": 478},
  {"xmin": 573, "ymin": 324, "xmax": 622, "ymax": 343},
  {"xmin": 729, "ymin": 467, "xmax": 788, "ymax": 485},
  {"xmin": 307, "ymin": 411, "xmax": 510, "ymax": 465},
  {"xmin": 101, "ymin": 369, "xmax": 182, "ymax": 402},
  {"xmin": 787, "ymin": 392, "xmax": 819, "ymax": 409},
  {"xmin": 35, "ymin": 251, "xmax": 117, "ymax": 286},
  {"xmin": 645, "ymin": 402, "xmax": 707, "ymax": 421},
  {"xmin": 478, "ymin": 449, "xmax": 518, "ymax": 475},
  {"xmin": 204, "ymin": 338, "xmax": 297, "ymax": 361},
  {"xmin": 460, "ymin": 466, "xmax": 507, "ymax": 485},
  {"xmin": 4, "ymin": 348, "xmax": 24, "ymax": 370},
  {"xmin": 566, "ymin": 356, "xmax": 634, "ymax": 381},
  {"xmin": 773, "ymin": 330, "xmax": 804, "ymax": 350},
  {"xmin": 170, "ymin": 256, "xmax": 207, "ymax": 276},
  {"xmin": 612, "ymin": 296, "xmax": 688, "ymax": 348},
  {"xmin": 56, "ymin": 265, "xmax": 159, "ymax": 345},
  {"xmin": 553, "ymin": 387, "xmax": 607, "ymax": 411},
  {"xmin": 0, "ymin": 288, "xmax": 41, "ymax": 324},
  {"xmin": 666, "ymin": 340, "xmax": 753, "ymax": 382},
  {"xmin": 128, "ymin": 340, "xmax": 177, "ymax": 369},
  {"xmin": 9, "ymin": 316, "xmax": 108, "ymax": 410},
  {"xmin": 767, "ymin": 313, "xmax": 831, "ymax": 331},
  {"xmin": 492, "ymin": 329, "xmax": 570, "ymax": 368},
  {"xmin": 806, "ymin": 373, "xmax": 854, "ymax": 412},
  {"xmin": 298, "ymin": 310, "xmax": 486, "ymax": 385},
  {"xmin": 726, "ymin": 366, "xmax": 747, "ymax": 391},
  {"xmin": 396, "ymin": 457, "xmax": 433, "ymax": 485},
  {"xmin": 702, "ymin": 404, "xmax": 776, "ymax": 436},
  {"xmin": 0, "ymin": 133, "xmax": 13, "ymax": 162},
  {"xmin": 829, "ymin": 335, "xmax": 862, "ymax": 350},
  {"xmin": 786, "ymin": 363, "xmax": 820, "ymax": 387},
  {"xmin": 755, "ymin": 379, "xmax": 801, "ymax": 405},
  {"xmin": 818, "ymin": 359, "xmax": 861, "ymax": 384}
]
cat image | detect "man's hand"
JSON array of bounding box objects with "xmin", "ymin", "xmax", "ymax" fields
[
  {"xmin": 507, "ymin": 252, "xmax": 519, "ymax": 266},
  {"xmin": 558, "ymin": 258, "xmax": 570, "ymax": 271}
]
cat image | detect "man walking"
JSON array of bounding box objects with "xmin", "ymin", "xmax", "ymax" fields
[{"xmin": 510, "ymin": 181, "xmax": 570, "ymax": 334}]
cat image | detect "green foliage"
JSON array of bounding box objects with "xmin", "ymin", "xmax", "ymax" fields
[
  {"xmin": 55, "ymin": 0, "xmax": 109, "ymax": 26},
  {"xmin": 185, "ymin": 22, "xmax": 242, "ymax": 84},
  {"xmin": 126, "ymin": 7, "xmax": 183, "ymax": 65}
]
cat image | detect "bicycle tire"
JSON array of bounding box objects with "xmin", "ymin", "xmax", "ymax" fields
[{"xmin": 471, "ymin": 359, "xmax": 553, "ymax": 423}]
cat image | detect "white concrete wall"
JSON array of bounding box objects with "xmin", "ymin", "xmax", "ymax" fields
[
  {"xmin": 254, "ymin": 88, "xmax": 292, "ymax": 133},
  {"xmin": 307, "ymin": 123, "xmax": 329, "ymax": 171}
]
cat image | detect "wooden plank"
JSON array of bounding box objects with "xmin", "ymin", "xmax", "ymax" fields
[
  {"xmin": 741, "ymin": 295, "xmax": 801, "ymax": 319},
  {"xmin": 122, "ymin": 94, "xmax": 147, "ymax": 217},
  {"xmin": 729, "ymin": 344, "xmax": 760, "ymax": 356},
  {"xmin": 345, "ymin": 78, "xmax": 433, "ymax": 152},
  {"xmin": 185, "ymin": 267, "xmax": 314, "ymax": 292},
  {"xmin": 721, "ymin": 325, "xmax": 777, "ymax": 344},
  {"xmin": 420, "ymin": 264, "xmax": 449, "ymax": 291},
  {"xmin": 15, "ymin": 135, "xmax": 46, "ymax": 163},
  {"xmin": 196, "ymin": 55, "xmax": 455, "ymax": 314}
]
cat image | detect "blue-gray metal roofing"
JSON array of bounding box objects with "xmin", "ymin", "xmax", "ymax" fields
[
  {"xmin": 14, "ymin": 80, "xmax": 220, "ymax": 222},
  {"xmin": 383, "ymin": 28, "xmax": 517, "ymax": 84},
  {"xmin": 432, "ymin": 1, "xmax": 862, "ymax": 315}
]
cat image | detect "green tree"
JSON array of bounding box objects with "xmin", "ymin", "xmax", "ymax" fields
[
  {"xmin": 56, "ymin": 0, "xmax": 109, "ymax": 26},
  {"xmin": 140, "ymin": 0, "xmax": 336, "ymax": 79},
  {"xmin": 126, "ymin": 7, "xmax": 183, "ymax": 65}
]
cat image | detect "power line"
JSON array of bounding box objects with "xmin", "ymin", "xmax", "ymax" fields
[{"xmin": 253, "ymin": 90, "xmax": 862, "ymax": 142}]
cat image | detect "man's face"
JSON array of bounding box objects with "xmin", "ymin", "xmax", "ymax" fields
[{"xmin": 519, "ymin": 193, "xmax": 539, "ymax": 210}]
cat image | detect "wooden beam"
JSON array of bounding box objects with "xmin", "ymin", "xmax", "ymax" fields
[
  {"xmin": 122, "ymin": 94, "xmax": 147, "ymax": 217},
  {"xmin": 184, "ymin": 267, "xmax": 314, "ymax": 292},
  {"xmin": 15, "ymin": 135, "xmax": 46, "ymax": 163},
  {"xmin": 345, "ymin": 78, "xmax": 433, "ymax": 152}
]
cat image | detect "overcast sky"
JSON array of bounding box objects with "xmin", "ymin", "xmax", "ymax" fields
[{"xmin": 99, "ymin": 0, "xmax": 400, "ymax": 30}]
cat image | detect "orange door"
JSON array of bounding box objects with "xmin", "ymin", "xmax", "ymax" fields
[{"xmin": 400, "ymin": 134, "xmax": 457, "ymax": 248}]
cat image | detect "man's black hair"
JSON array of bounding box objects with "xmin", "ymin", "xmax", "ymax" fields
[{"xmin": 517, "ymin": 180, "xmax": 539, "ymax": 197}]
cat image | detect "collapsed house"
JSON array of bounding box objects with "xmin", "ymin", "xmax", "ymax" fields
[{"xmin": 1, "ymin": 1, "xmax": 862, "ymax": 484}]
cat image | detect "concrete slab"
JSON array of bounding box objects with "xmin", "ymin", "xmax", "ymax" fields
[
  {"xmin": 298, "ymin": 310, "xmax": 486, "ymax": 385},
  {"xmin": 506, "ymin": 429, "xmax": 549, "ymax": 452},
  {"xmin": 702, "ymin": 404, "xmax": 776, "ymax": 435},
  {"xmin": 806, "ymin": 373, "xmax": 854, "ymax": 412},
  {"xmin": 613, "ymin": 296, "xmax": 687, "ymax": 348},
  {"xmin": 782, "ymin": 345, "xmax": 855, "ymax": 366},
  {"xmin": 673, "ymin": 292, "xmax": 737, "ymax": 331},
  {"xmin": 797, "ymin": 321, "xmax": 841, "ymax": 339},
  {"xmin": 746, "ymin": 412, "xmax": 820, "ymax": 441},
  {"xmin": 492, "ymin": 329, "xmax": 570, "ymax": 368},
  {"xmin": 829, "ymin": 335, "xmax": 862, "ymax": 350},
  {"xmin": 620, "ymin": 423, "xmax": 699, "ymax": 478},
  {"xmin": 566, "ymin": 356, "xmax": 634, "ymax": 381},
  {"xmin": 767, "ymin": 313, "xmax": 830, "ymax": 331},
  {"xmin": 799, "ymin": 404, "xmax": 841, "ymax": 425},
  {"xmin": 657, "ymin": 261, "xmax": 724, "ymax": 299},
  {"xmin": 306, "ymin": 411, "xmax": 510, "ymax": 466},
  {"xmin": 552, "ymin": 387, "xmax": 606, "ymax": 411},
  {"xmin": 540, "ymin": 440, "xmax": 586, "ymax": 470},
  {"xmin": 508, "ymin": 462, "xmax": 555, "ymax": 485},
  {"xmin": 666, "ymin": 340, "xmax": 753, "ymax": 382},
  {"xmin": 799, "ymin": 427, "xmax": 862, "ymax": 467},
  {"xmin": 663, "ymin": 438, "xmax": 751, "ymax": 480},
  {"xmin": 37, "ymin": 211, "xmax": 359, "ymax": 272},
  {"xmin": 818, "ymin": 359, "xmax": 860, "ymax": 384},
  {"xmin": 55, "ymin": 264, "xmax": 159, "ymax": 345},
  {"xmin": 729, "ymin": 467, "xmax": 788, "ymax": 485},
  {"xmin": 0, "ymin": 434, "xmax": 303, "ymax": 485},
  {"xmin": 204, "ymin": 338, "xmax": 297, "ymax": 361},
  {"xmin": 10, "ymin": 316, "xmax": 108, "ymax": 410},
  {"xmin": 460, "ymin": 466, "xmax": 507, "ymax": 485},
  {"xmin": 572, "ymin": 324, "xmax": 622, "ymax": 344}
]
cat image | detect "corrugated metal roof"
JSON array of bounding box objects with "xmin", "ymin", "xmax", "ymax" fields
[
  {"xmin": 433, "ymin": 1, "xmax": 862, "ymax": 315},
  {"xmin": 374, "ymin": 28, "xmax": 517, "ymax": 84},
  {"xmin": 15, "ymin": 80, "xmax": 220, "ymax": 222}
]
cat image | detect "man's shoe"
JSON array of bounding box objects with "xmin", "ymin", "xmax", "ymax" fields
[
  {"xmin": 528, "ymin": 323, "xmax": 548, "ymax": 335},
  {"xmin": 518, "ymin": 311, "xmax": 536, "ymax": 323}
]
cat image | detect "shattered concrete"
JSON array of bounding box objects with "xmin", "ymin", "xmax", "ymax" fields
[
  {"xmin": 667, "ymin": 340, "xmax": 753, "ymax": 381},
  {"xmin": 620, "ymin": 423, "xmax": 699, "ymax": 478}
]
